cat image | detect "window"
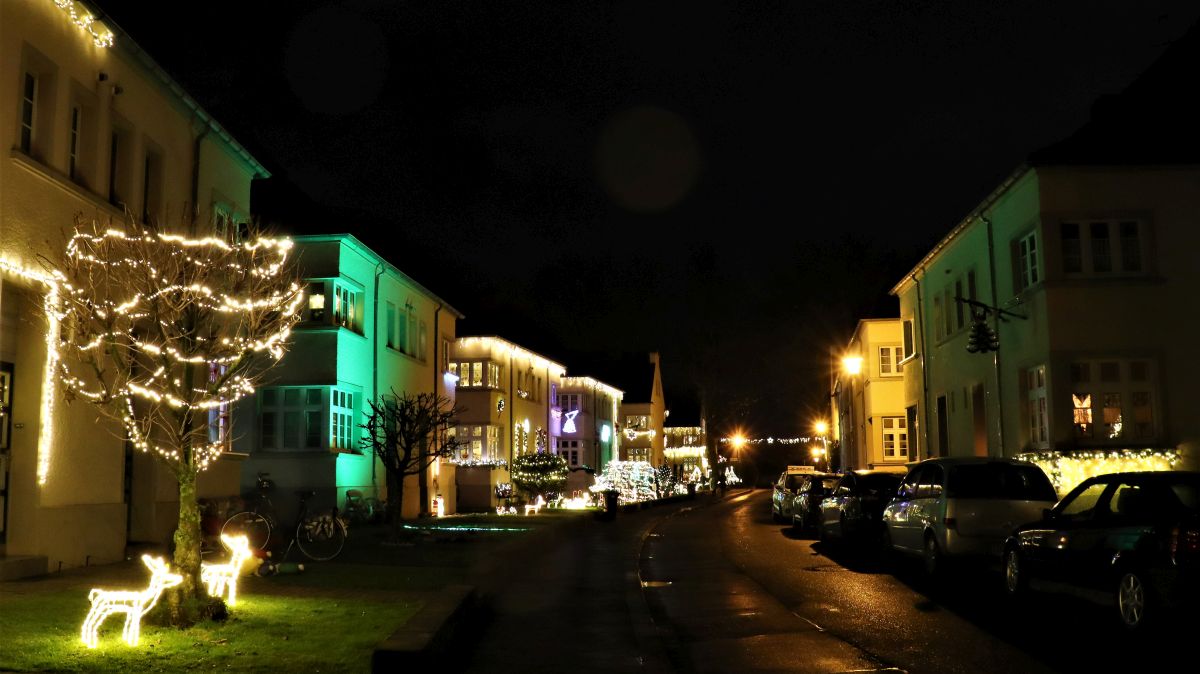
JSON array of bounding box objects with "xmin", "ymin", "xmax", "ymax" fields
[
  {"xmin": 1069, "ymin": 359, "xmax": 1157, "ymax": 444},
  {"xmin": 260, "ymin": 387, "xmax": 326, "ymax": 451},
  {"xmin": 334, "ymin": 284, "xmax": 359, "ymax": 332},
  {"xmin": 1060, "ymin": 220, "xmax": 1148, "ymax": 276},
  {"xmin": 1026, "ymin": 365, "xmax": 1048, "ymax": 449},
  {"xmin": 207, "ymin": 364, "xmax": 231, "ymax": 451},
  {"xmin": 954, "ymin": 279, "xmax": 965, "ymax": 330},
  {"xmin": 396, "ymin": 304, "xmax": 409, "ymax": 353},
  {"xmin": 1016, "ymin": 231, "xmax": 1039, "ymax": 291},
  {"xmin": 881, "ymin": 417, "xmax": 907, "ymax": 458},
  {"xmin": 141, "ymin": 148, "xmax": 163, "ymax": 225},
  {"xmin": 386, "ymin": 302, "xmax": 397, "ymax": 348},
  {"xmin": 488, "ymin": 362, "xmax": 500, "ymax": 388},
  {"xmin": 20, "ymin": 72, "xmax": 37, "ymax": 153},
  {"xmin": 879, "ymin": 346, "xmax": 903, "ymax": 376},
  {"xmin": 68, "ymin": 106, "xmax": 81, "ymax": 179},
  {"xmin": 330, "ymin": 389, "xmax": 357, "ymax": 451},
  {"xmin": 1056, "ymin": 481, "xmax": 1110, "ymax": 523},
  {"xmin": 418, "ymin": 322, "xmax": 428, "ymax": 362},
  {"xmin": 559, "ymin": 394, "xmax": 581, "ymax": 412},
  {"xmin": 625, "ymin": 415, "xmax": 649, "ymax": 430},
  {"xmin": 902, "ymin": 320, "xmax": 914, "ymax": 359},
  {"xmin": 932, "ymin": 295, "xmax": 943, "ymax": 341},
  {"xmin": 456, "ymin": 425, "xmax": 484, "ymax": 461}
]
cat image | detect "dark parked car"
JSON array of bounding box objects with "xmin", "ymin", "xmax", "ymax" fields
[
  {"xmin": 819, "ymin": 471, "xmax": 904, "ymax": 545},
  {"xmin": 789, "ymin": 473, "xmax": 840, "ymax": 533},
  {"xmin": 1004, "ymin": 471, "xmax": 1200, "ymax": 630}
]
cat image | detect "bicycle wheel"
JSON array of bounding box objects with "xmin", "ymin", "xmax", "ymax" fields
[
  {"xmin": 295, "ymin": 514, "xmax": 346, "ymax": 561},
  {"xmin": 221, "ymin": 511, "xmax": 272, "ymax": 551}
]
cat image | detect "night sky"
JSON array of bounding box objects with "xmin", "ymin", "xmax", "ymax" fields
[{"xmin": 97, "ymin": 1, "xmax": 1200, "ymax": 434}]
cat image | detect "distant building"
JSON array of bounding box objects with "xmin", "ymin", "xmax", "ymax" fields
[
  {"xmin": 663, "ymin": 424, "xmax": 706, "ymax": 476},
  {"xmin": 233, "ymin": 235, "xmax": 461, "ymax": 519},
  {"xmin": 450, "ymin": 337, "xmax": 565, "ymax": 510},
  {"xmin": 831, "ymin": 319, "xmax": 907, "ymax": 472},
  {"xmin": 0, "ymin": 0, "xmax": 267, "ymax": 576},
  {"xmin": 619, "ymin": 352, "xmax": 667, "ymax": 465},
  {"xmin": 557, "ymin": 377, "xmax": 623, "ymax": 493}
]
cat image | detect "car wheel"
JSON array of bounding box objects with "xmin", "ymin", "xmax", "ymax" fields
[
  {"xmin": 923, "ymin": 533, "xmax": 941, "ymax": 578},
  {"xmin": 1116, "ymin": 571, "xmax": 1149, "ymax": 630},
  {"xmin": 1003, "ymin": 547, "xmax": 1027, "ymax": 598}
]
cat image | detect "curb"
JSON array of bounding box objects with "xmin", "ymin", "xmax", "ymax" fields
[{"xmin": 371, "ymin": 584, "xmax": 481, "ymax": 671}]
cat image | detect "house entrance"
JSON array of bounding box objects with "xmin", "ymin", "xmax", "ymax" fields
[{"xmin": 0, "ymin": 362, "xmax": 13, "ymax": 544}]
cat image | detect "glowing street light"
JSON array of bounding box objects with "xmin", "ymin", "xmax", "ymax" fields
[
  {"xmin": 841, "ymin": 355, "xmax": 863, "ymax": 376},
  {"xmin": 730, "ymin": 433, "xmax": 747, "ymax": 450},
  {"xmin": 814, "ymin": 421, "xmax": 828, "ymax": 436}
]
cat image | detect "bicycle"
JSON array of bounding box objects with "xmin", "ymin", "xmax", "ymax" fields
[
  {"xmin": 221, "ymin": 472, "xmax": 348, "ymax": 562},
  {"xmin": 343, "ymin": 489, "xmax": 384, "ymax": 526}
]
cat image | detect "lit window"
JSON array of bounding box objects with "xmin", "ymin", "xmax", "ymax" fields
[
  {"xmin": 1103, "ymin": 393, "xmax": 1123, "ymax": 439},
  {"xmin": 882, "ymin": 417, "xmax": 907, "ymax": 458},
  {"xmin": 330, "ymin": 389, "xmax": 357, "ymax": 451},
  {"xmin": 879, "ymin": 346, "xmax": 903, "ymax": 376},
  {"xmin": 1072, "ymin": 393, "xmax": 1093, "ymax": 438},
  {"xmin": 334, "ymin": 284, "xmax": 358, "ymax": 332}
]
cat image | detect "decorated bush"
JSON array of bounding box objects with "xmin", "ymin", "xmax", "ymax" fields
[
  {"xmin": 510, "ymin": 452, "xmax": 569, "ymax": 498},
  {"xmin": 590, "ymin": 460, "xmax": 656, "ymax": 504}
]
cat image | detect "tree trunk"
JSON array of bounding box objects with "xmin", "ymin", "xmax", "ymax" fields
[
  {"xmin": 389, "ymin": 470, "xmax": 404, "ymax": 540},
  {"xmin": 418, "ymin": 437, "xmax": 429, "ymax": 517},
  {"xmin": 167, "ymin": 466, "xmax": 203, "ymax": 625}
]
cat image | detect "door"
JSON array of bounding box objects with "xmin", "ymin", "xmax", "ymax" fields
[
  {"xmin": 936, "ymin": 396, "xmax": 948, "ymax": 458},
  {"xmin": 971, "ymin": 384, "xmax": 987, "ymax": 457},
  {"xmin": 0, "ymin": 362, "xmax": 13, "ymax": 543}
]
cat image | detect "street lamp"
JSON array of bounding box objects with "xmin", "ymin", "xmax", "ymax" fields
[
  {"xmin": 841, "ymin": 355, "xmax": 863, "ymax": 376},
  {"xmin": 812, "ymin": 420, "xmax": 829, "ymax": 470}
]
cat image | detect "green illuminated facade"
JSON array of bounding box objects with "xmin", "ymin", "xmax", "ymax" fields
[{"xmin": 233, "ymin": 234, "xmax": 463, "ymax": 519}]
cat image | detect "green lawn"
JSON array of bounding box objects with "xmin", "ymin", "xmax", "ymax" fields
[{"xmin": 0, "ymin": 590, "xmax": 421, "ymax": 673}]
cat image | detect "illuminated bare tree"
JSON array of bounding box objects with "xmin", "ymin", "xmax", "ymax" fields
[
  {"xmin": 47, "ymin": 218, "xmax": 303, "ymax": 624},
  {"xmin": 361, "ymin": 390, "xmax": 462, "ymax": 539}
]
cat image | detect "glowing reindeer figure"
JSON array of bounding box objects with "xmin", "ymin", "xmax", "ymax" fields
[
  {"xmin": 81, "ymin": 555, "xmax": 182, "ymax": 648},
  {"xmin": 201, "ymin": 534, "xmax": 252, "ymax": 605}
]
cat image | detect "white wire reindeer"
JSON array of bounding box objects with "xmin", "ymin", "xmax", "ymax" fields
[
  {"xmin": 81, "ymin": 555, "xmax": 182, "ymax": 648},
  {"xmin": 201, "ymin": 533, "xmax": 253, "ymax": 605}
]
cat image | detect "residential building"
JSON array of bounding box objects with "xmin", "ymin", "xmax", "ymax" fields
[
  {"xmin": 831, "ymin": 319, "xmax": 908, "ymax": 472},
  {"xmin": 232, "ymin": 235, "xmax": 462, "ymax": 520},
  {"xmin": 891, "ymin": 29, "xmax": 1200, "ymax": 480},
  {"xmin": 0, "ymin": 0, "xmax": 268, "ymax": 576},
  {"xmin": 557, "ymin": 377, "xmax": 623, "ymax": 494},
  {"xmin": 450, "ymin": 336, "xmax": 565, "ymax": 510},
  {"xmin": 663, "ymin": 424, "xmax": 707, "ymax": 476},
  {"xmin": 619, "ymin": 352, "xmax": 666, "ymax": 465}
]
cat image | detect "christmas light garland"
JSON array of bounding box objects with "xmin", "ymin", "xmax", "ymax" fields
[
  {"xmin": 1015, "ymin": 447, "xmax": 1181, "ymax": 495},
  {"xmin": 51, "ymin": 0, "xmax": 115, "ymax": 48}
]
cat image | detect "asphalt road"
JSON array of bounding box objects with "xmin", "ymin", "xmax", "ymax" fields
[{"xmin": 640, "ymin": 489, "xmax": 1194, "ymax": 673}]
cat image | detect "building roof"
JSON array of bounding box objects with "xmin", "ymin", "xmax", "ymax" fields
[
  {"xmin": 294, "ymin": 234, "xmax": 464, "ymax": 318},
  {"xmin": 561, "ymin": 376, "xmax": 624, "ymax": 401},
  {"xmin": 455, "ymin": 335, "xmax": 566, "ymax": 375}
]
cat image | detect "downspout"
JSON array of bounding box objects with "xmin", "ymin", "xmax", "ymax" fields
[
  {"xmin": 421, "ymin": 302, "xmax": 443, "ymax": 516},
  {"xmin": 913, "ymin": 267, "xmax": 932, "ymax": 459},
  {"xmin": 982, "ymin": 214, "xmax": 1006, "ymax": 457},
  {"xmin": 372, "ymin": 262, "xmax": 384, "ymax": 487}
]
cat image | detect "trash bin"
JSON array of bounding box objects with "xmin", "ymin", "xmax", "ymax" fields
[{"xmin": 598, "ymin": 489, "xmax": 619, "ymax": 521}]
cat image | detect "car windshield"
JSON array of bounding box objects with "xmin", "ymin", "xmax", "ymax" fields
[
  {"xmin": 947, "ymin": 463, "xmax": 1056, "ymax": 501},
  {"xmin": 785, "ymin": 475, "xmax": 806, "ymax": 490},
  {"xmin": 819, "ymin": 478, "xmax": 839, "ymax": 491},
  {"xmin": 859, "ymin": 474, "xmax": 902, "ymax": 495}
]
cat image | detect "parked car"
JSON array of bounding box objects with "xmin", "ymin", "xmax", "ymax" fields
[
  {"xmin": 772, "ymin": 467, "xmax": 818, "ymax": 522},
  {"xmin": 818, "ymin": 471, "xmax": 903, "ymax": 545},
  {"xmin": 790, "ymin": 473, "xmax": 840, "ymax": 533},
  {"xmin": 1003, "ymin": 471, "xmax": 1200, "ymax": 631},
  {"xmin": 882, "ymin": 457, "xmax": 1057, "ymax": 575}
]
